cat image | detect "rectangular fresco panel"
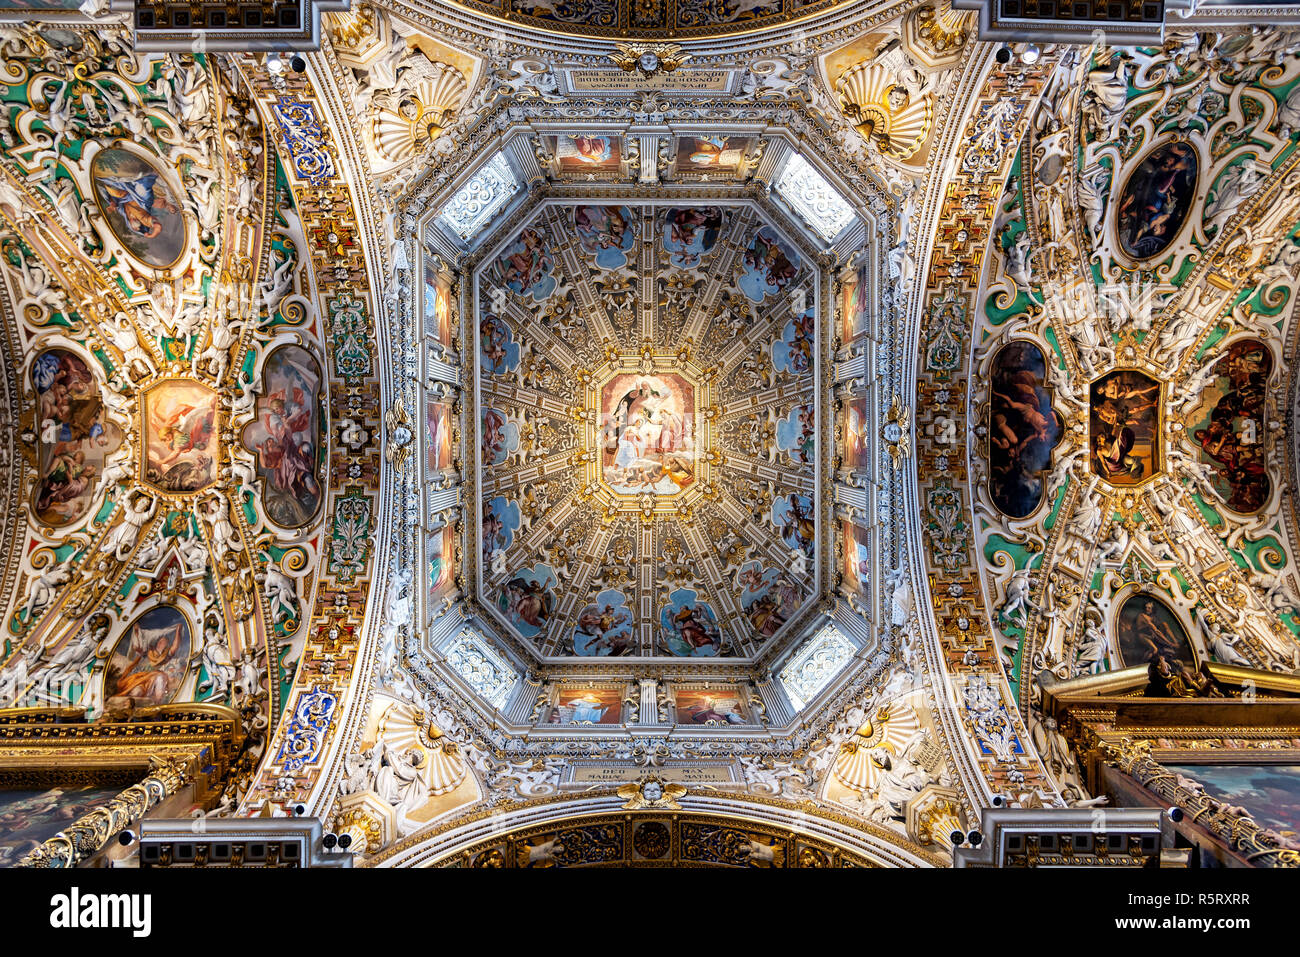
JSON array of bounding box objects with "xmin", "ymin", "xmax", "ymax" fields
[
  {"xmin": 553, "ymin": 135, "xmax": 622, "ymax": 174},
  {"xmin": 598, "ymin": 372, "xmax": 698, "ymax": 496},
  {"xmin": 143, "ymin": 380, "xmax": 219, "ymax": 492},
  {"xmin": 674, "ymin": 136, "xmax": 752, "ymax": 175},
  {"xmin": 424, "ymin": 257, "xmax": 453, "ymax": 347},
  {"xmin": 243, "ymin": 346, "xmax": 323, "ymax": 526},
  {"xmin": 546, "ymin": 686, "xmax": 623, "ymax": 725},
  {"xmin": 427, "ymin": 400, "xmax": 453, "ymax": 472},
  {"xmin": 1089, "ymin": 369, "xmax": 1161, "ymax": 486},
  {"xmin": 32, "ymin": 350, "xmax": 121, "ymax": 526},
  {"xmin": 428, "ymin": 524, "xmax": 454, "ymax": 596},
  {"xmin": 1189, "ymin": 339, "xmax": 1271, "ymax": 513},
  {"xmin": 841, "ymin": 272, "xmax": 862, "ymax": 342},
  {"xmin": 674, "ymin": 687, "xmax": 749, "ymax": 725},
  {"xmin": 845, "ymin": 397, "xmax": 869, "ymax": 470},
  {"xmin": 842, "ymin": 521, "xmax": 870, "ymax": 596}
]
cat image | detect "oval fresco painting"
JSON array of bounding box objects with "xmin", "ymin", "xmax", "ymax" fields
[
  {"xmin": 989, "ymin": 341, "xmax": 1062, "ymax": 518},
  {"xmin": 242, "ymin": 345, "xmax": 324, "ymax": 526},
  {"xmin": 1116, "ymin": 142, "xmax": 1198, "ymax": 260},
  {"xmin": 1114, "ymin": 593, "xmax": 1196, "ymax": 670},
  {"xmin": 90, "ymin": 148, "xmax": 187, "ymax": 268},
  {"xmin": 31, "ymin": 349, "xmax": 122, "ymax": 526},
  {"xmin": 103, "ymin": 605, "xmax": 191, "ymax": 708}
]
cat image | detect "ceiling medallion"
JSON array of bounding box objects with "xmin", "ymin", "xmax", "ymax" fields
[{"xmin": 581, "ymin": 354, "xmax": 716, "ymax": 521}]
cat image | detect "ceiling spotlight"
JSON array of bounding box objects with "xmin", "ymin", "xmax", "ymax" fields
[
  {"xmin": 1020, "ymin": 43, "xmax": 1041, "ymax": 65},
  {"xmin": 290, "ymin": 54, "xmax": 307, "ymax": 73},
  {"xmin": 266, "ymin": 51, "xmax": 284, "ymax": 74},
  {"xmin": 994, "ymin": 44, "xmax": 1012, "ymax": 65}
]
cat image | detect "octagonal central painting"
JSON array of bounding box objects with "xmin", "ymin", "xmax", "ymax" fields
[{"xmin": 469, "ymin": 200, "xmax": 825, "ymax": 659}]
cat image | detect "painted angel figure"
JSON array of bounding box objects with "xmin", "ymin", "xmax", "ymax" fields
[
  {"xmin": 97, "ymin": 168, "xmax": 179, "ymax": 239},
  {"xmin": 111, "ymin": 619, "xmax": 184, "ymax": 703},
  {"xmin": 154, "ymin": 401, "xmax": 215, "ymax": 467}
]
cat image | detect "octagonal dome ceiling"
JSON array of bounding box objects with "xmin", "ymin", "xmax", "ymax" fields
[
  {"xmin": 439, "ymin": 0, "xmax": 868, "ymax": 39},
  {"xmin": 469, "ymin": 200, "xmax": 828, "ymax": 660}
]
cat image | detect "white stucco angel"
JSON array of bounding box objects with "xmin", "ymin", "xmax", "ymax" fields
[
  {"xmin": 998, "ymin": 567, "xmax": 1037, "ymax": 625},
  {"xmin": 99, "ymin": 492, "xmax": 157, "ymax": 561},
  {"xmin": 1251, "ymin": 570, "xmax": 1299, "ymax": 615},
  {"xmin": 1201, "ymin": 614, "xmax": 1250, "ymax": 666},
  {"xmin": 21, "ymin": 559, "xmax": 72, "ymax": 623},
  {"xmin": 1095, "ymin": 520, "xmax": 1131, "ymax": 565},
  {"xmin": 1204, "ymin": 157, "xmax": 1268, "ymax": 237},
  {"xmin": 204, "ymin": 494, "xmax": 241, "ymax": 561},
  {"xmin": 105, "ymin": 312, "xmax": 157, "ymax": 380},
  {"xmin": 863, "ymin": 730, "xmax": 934, "ymax": 823},
  {"xmin": 194, "ymin": 617, "xmax": 236, "ymax": 698},
  {"xmin": 41, "ymin": 613, "xmax": 111, "ymax": 684},
  {"xmin": 1082, "ymin": 54, "xmax": 1129, "ymax": 136},
  {"xmin": 9, "ymin": 250, "xmax": 68, "ymax": 316},
  {"xmin": 260, "ymin": 559, "xmax": 299, "ymax": 625},
  {"xmin": 258, "ymin": 247, "xmax": 296, "ymax": 319},
  {"xmin": 0, "ymin": 642, "xmax": 43, "ymax": 706},
  {"xmin": 883, "ymin": 564, "xmax": 913, "ymax": 627},
  {"xmin": 230, "ymin": 369, "xmax": 259, "ymax": 419},
  {"xmin": 370, "ymin": 741, "xmax": 430, "ymax": 830},
  {"xmin": 224, "ymin": 448, "xmax": 258, "ymax": 503},
  {"xmin": 197, "ymin": 313, "xmax": 243, "ymax": 382}
]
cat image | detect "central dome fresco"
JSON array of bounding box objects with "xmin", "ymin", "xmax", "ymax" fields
[{"xmin": 472, "ymin": 202, "xmax": 825, "ymax": 659}]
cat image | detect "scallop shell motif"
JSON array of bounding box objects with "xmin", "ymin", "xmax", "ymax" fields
[
  {"xmin": 831, "ymin": 701, "xmax": 922, "ymax": 793},
  {"xmin": 371, "ymin": 65, "xmax": 468, "ymax": 165},
  {"xmin": 375, "ymin": 698, "xmax": 469, "ymax": 797},
  {"xmin": 835, "ymin": 62, "xmax": 934, "ymax": 162}
]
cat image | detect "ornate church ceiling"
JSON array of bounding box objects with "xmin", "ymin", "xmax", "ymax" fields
[{"xmin": 2, "ymin": 0, "xmax": 1300, "ymax": 871}]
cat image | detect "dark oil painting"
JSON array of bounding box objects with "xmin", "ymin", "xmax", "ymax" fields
[
  {"xmin": 1116, "ymin": 141, "xmax": 1198, "ymax": 260},
  {"xmin": 1114, "ymin": 593, "xmax": 1196, "ymax": 669},
  {"xmin": 989, "ymin": 341, "xmax": 1062, "ymax": 517},
  {"xmin": 1090, "ymin": 369, "xmax": 1161, "ymax": 485},
  {"xmin": 1191, "ymin": 338, "xmax": 1272, "ymax": 513}
]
